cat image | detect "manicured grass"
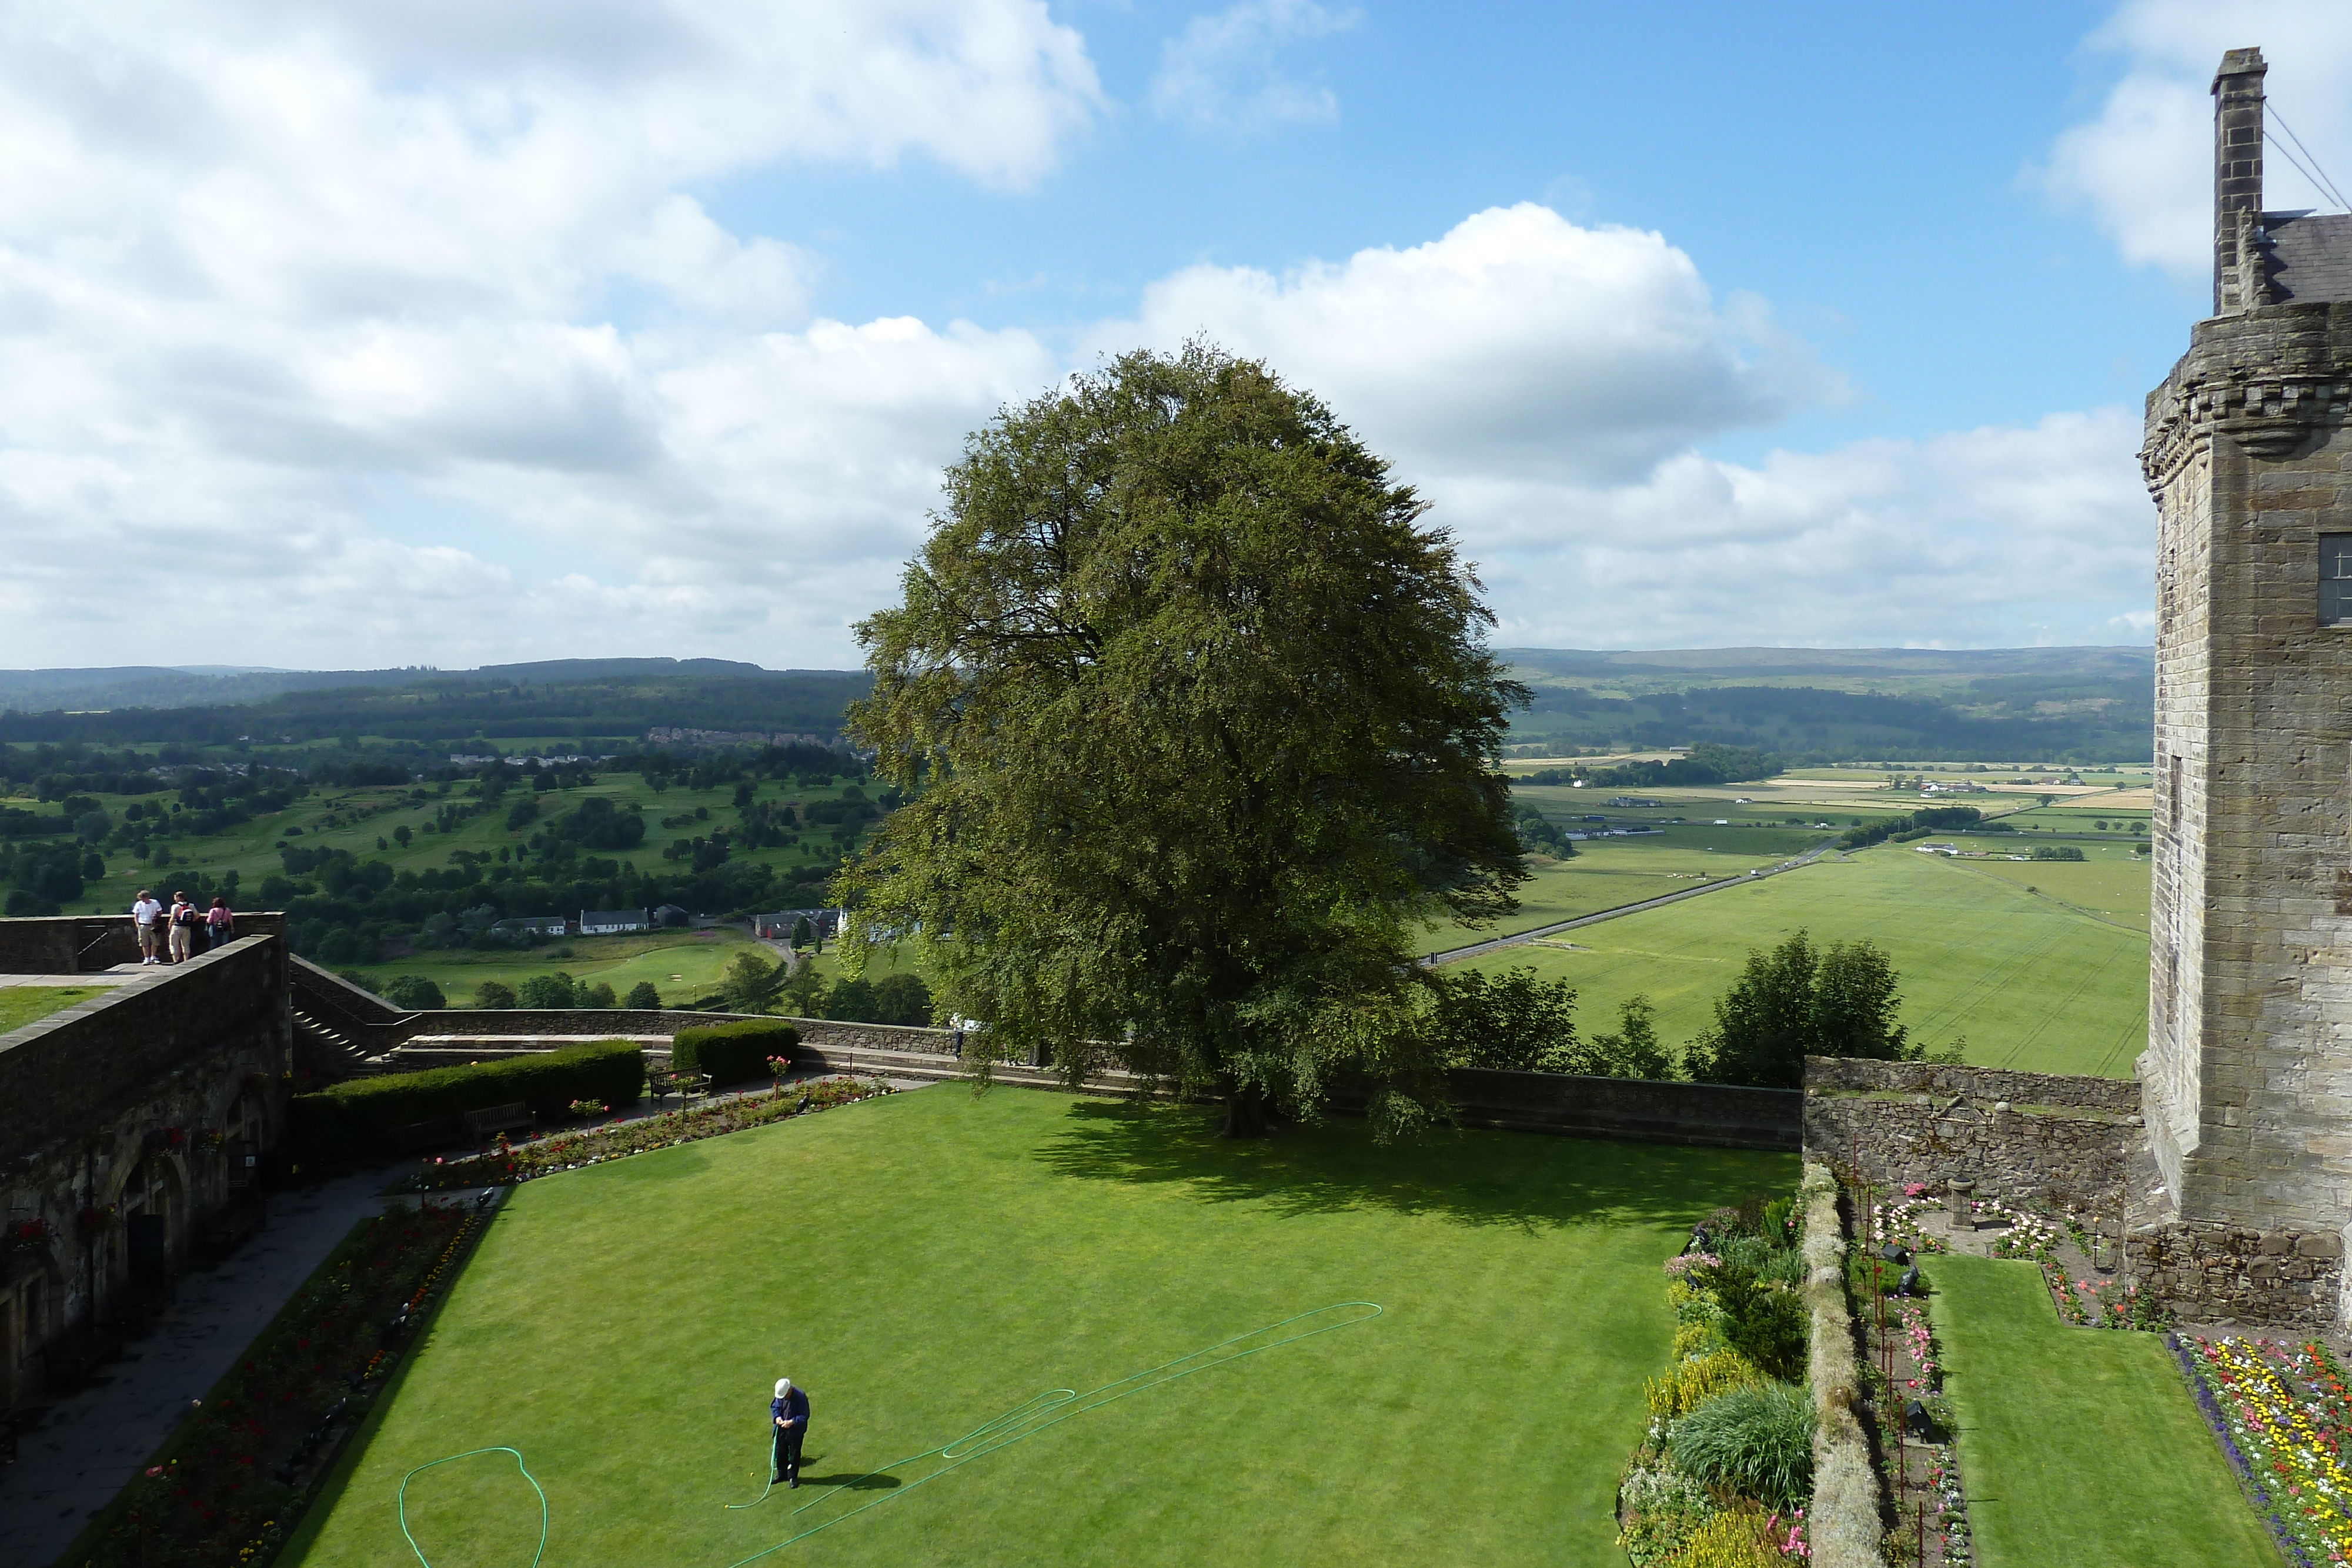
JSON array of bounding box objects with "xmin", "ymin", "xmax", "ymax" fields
[
  {"xmin": 0, "ymin": 985, "xmax": 104, "ymax": 1034},
  {"xmin": 1931, "ymin": 1255, "xmax": 2273, "ymax": 1568},
  {"xmin": 289, "ymin": 1089, "xmax": 1793, "ymax": 1566},
  {"xmin": 1945, "ymin": 851, "xmax": 2151, "ymax": 932},
  {"xmin": 344, "ymin": 928, "xmax": 761, "ymax": 1005},
  {"xmin": 1461, "ymin": 845, "xmax": 2147, "ymax": 1077}
]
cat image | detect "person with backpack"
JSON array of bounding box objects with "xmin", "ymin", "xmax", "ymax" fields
[
  {"xmin": 205, "ymin": 896, "xmax": 235, "ymax": 952},
  {"xmin": 167, "ymin": 892, "xmax": 198, "ymax": 963}
]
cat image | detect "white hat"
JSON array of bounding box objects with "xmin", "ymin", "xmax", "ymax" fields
[{"xmin": 774, "ymin": 1378, "xmax": 792, "ymax": 1398}]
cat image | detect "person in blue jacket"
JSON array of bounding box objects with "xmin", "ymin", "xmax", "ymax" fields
[{"xmin": 771, "ymin": 1377, "xmax": 810, "ymax": 1488}]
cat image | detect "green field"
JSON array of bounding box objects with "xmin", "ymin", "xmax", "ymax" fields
[
  {"xmin": 1933, "ymin": 1256, "xmax": 2270, "ymax": 1567},
  {"xmin": 289, "ymin": 1088, "xmax": 1793, "ymax": 1567},
  {"xmin": 12, "ymin": 769, "xmax": 870, "ymax": 921},
  {"xmin": 1459, "ymin": 844, "xmax": 2149, "ymax": 1077},
  {"xmin": 0, "ymin": 985, "xmax": 103, "ymax": 1034},
  {"xmin": 339, "ymin": 928, "xmax": 924, "ymax": 1009}
]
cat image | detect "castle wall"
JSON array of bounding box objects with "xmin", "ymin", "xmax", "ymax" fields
[{"xmin": 2143, "ymin": 302, "xmax": 2352, "ymax": 1252}]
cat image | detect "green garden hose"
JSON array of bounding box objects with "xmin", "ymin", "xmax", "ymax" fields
[
  {"xmin": 395, "ymin": 1300, "xmax": 1381, "ymax": 1567},
  {"xmin": 398, "ymin": 1446, "xmax": 549, "ymax": 1568}
]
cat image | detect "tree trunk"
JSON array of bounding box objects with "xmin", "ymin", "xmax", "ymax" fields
[{"xmin": 1221, "ymin": 1081, "xmax": 1272, "ymax": 1139}]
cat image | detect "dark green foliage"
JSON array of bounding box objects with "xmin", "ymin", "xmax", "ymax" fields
[
  {"xmin": 873, "ymin": 971, "xmax": 933, "ymax": 1027},
  {"xmin": 383, "ymin": 974, "xmax": 446, "ymax": 1010},
  {"xmin": 473, "ymin": 980, "xmax": 517, "ymax": 1009},
  {"xmin": 516, "ymin": 972, "xmax": 577, "ymax": 1009},
  {"xmin": 291, "ymin": 1039, "xmax": 644, "ymax": 1155},
  {"xmin": 1587, "ymin": 994, "xmax": 1676, "ymax": 1079},
  {"xmin": 1689, "ymin": 930, "xmax": 1910, "ymax": 1088},
  {"xmin": 624, "ymin": 981, "xmax": 662, "ymax": 1009},
  {"xmin": 840, "ymin": 343, "xmax": 1526, "ymax": 1139},
  {"xmin": 1428, "ymin": 966, "xmax": 1579, "ymax": 1072},
  {"xmin": 2030, "ymin": 845, "xmax": 2086, "ymax": 861},
  {"xmin": 1670, "ymin": 1382, "xmax": 1816, "ymax": 1510},
  {"xmin": 824, "ymin": 977, "xmax": 880, "ymax": 1022},
  {"xmin": 671, "ymin": 1019, "xmax": 799, "ymax": 1084},
  {"xmin": 1693, "ymin": 1261, "xmax": 1808, "ymax": 1381}
]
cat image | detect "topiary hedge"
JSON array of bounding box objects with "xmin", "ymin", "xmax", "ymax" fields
[
  {"xmin": 671, "ymin": 1019, "xmax": 800, "ymax": 1085},
  {"xmin": 292, "ymin": 1039, "xmax": 645, "ymax": 1156}
]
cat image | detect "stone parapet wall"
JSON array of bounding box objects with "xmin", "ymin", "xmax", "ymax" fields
[
  {"xmin": 1, "ymin": 912, "xmax": 286, "ymax": 974},
  {"xmin": 2133, "ymin": 1220, "xmax": 2344, "ymax": 1330},
  {"xmin": 1434, "ymin": 1068, "xmax": 1799, "ymax": 1151},
  {"xmin": 1802, "ymin": 1055, "xmax": 2133, "ymax": 1215},
  {"xmin": 1804, "ymin": 1056, "xmax": 2138, "ymax": 1113},
  {"xmin": 1, "ymin": 935, "xmax": 290, "ymax": 1166}
]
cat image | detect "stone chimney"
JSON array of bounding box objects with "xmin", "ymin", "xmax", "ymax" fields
[{"xmin": 2213, "ymin": 47, "xmax": 2267, "ymax": 315}]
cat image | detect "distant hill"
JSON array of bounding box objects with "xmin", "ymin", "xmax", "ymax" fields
[
  {"xmin": 0, "ymin": 658, "xmax": 846, "ymax": 714},
  {"xmin": 1498, "ymin": 646, "xmax": 2153, "ymax": 763}
]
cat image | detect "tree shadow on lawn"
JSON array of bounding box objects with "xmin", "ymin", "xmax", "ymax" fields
[{"xmin": 1031, "ymin": 1099, "xmax": 1790, "ymax": 1233}]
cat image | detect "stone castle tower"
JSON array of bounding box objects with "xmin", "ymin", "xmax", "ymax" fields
[{"xmin": 2141, "ymin": 46, "xmax": 2352, "ymax": 1320}]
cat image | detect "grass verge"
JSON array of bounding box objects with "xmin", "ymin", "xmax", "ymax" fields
[{"xmin": 1932, "ymin": 1254, "xmax": 2276, "ymax": 1567}]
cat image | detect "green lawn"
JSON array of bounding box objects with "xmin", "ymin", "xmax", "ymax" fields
[
  {"xmin": 290, "ymin": 1088, "xmax": 1793, "ymax": 1566},
  {"xmin": 342, "ymin": 928, "xmax": 763, "ymax": 1005},
  {"xmin": 1461, "ymin": 844, "xmax": 2147, "ymax": 1077},
  {"xmin": 0, "ymin": 985, "xmax": 104, "ymax": 1034},
  {"xmin": 1932, "ymin": 1256, "xmax": 2272, "ymax": 1567}
]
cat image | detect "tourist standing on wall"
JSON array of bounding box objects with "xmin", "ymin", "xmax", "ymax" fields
[
  {"xmin": 131, "ymin": 889, "xmax": 162, "ymax": 964},
  {"xmin": 205, "ymin": 896, "xmax": 234, "ymax": 952},
  {"xmin": 167, "ymin": 891, "xmax": 196, "ymax": 963}
]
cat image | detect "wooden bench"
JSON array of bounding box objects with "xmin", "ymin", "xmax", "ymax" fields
[
  {"xmin": 463, "ymin": 1102, "xmax": 535, "ymax": 1146},
  {"xmin": 646, "ymin": 1069, "xmax": 711, "ymax": 1109}
]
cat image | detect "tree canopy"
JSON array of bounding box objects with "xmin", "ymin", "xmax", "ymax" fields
[
  {"xmin": 1688, "ymin": 930, "xmax": 1917, "ymax": 1088},
  {"xmin": 838, "ymin": 343, "xmax": 1528, "ymax": 1135}
]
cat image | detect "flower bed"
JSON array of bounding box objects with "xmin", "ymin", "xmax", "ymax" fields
[
  {"xmin": 2174, "ymin": 1333, "xmax": 2352, "ymax": 1566},
  {"xmin": 397, "ymin": 1074, "xmax": 893, "ymax": 1192},
  {"xmin": 1618, "ymin": 1193, "xmax": 1813, "ymax": 1566},
  {"xmin": 75, "ymin": 1205, "xmax": 480, "ymax": 1567}
]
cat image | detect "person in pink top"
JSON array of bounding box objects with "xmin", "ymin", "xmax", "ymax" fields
[{"xmin": 205, "ymin": 896, "xmax": 235, "ymax": 952}]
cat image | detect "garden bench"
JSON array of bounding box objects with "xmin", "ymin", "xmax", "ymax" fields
[
  {"xmin": 463, "ymin": 1102, "xmax": 535, "ymax": 1146},
  {"xmin": 647, "ymin": 1069, "xmax": 711, "ymax": 1108}
]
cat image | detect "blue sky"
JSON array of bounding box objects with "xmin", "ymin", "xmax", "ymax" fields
[{"xmin": 3, "ymin": 1, "xmax": 2350, "ymax": 670}]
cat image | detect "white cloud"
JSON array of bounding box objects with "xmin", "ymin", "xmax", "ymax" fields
[
  {"xmin": 0, "ymin": 1, "xmax": 2155, "ymax": 674},
  {"xmin": 0, "ymin": 1, "xmax": 1101, "ymax": 668},
  {"xmin": 1148, "ymin": 0, "xmax": 1357, "ymax": 137},
  {"xmin": 1455, "ymin": 409, "xmax": 2151, "ymax": 650},
  {"xmin": 2040, "ymin": 1, "xmax": 2352, "ymax": 277},
  {"xmin": 1101, "ymin": 203, "xmax": 1839, "ymax": 484}
]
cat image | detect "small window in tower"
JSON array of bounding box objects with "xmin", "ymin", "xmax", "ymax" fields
[{"xmin": 2323, "ymin": 534, "xmax": 2352, "ymax": 624}]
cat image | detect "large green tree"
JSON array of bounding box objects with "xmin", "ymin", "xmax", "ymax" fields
[
  {"xmin": 1689, "ymin": 930, "xmax": 1912, "ymax": 1088},
  {"xmin": 838, "ymin": 344, "xmax": 1526, "ymax": 1136}
]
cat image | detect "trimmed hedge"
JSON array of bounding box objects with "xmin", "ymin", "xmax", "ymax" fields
[
  {"xmin": 672, "ymin": 1019, "xmax": 800, "ymax": 1085},
  {"xmin": 293, "ymin": 1039, "xmax": 645, "ymax": 1156}
]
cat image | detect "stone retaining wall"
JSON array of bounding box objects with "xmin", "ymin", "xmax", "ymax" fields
[
  {"xmin": 1802, "ymin": 1055, "xmax": 2133, "ymax": 1215},
  {"xmin": 2132, "ymin": 1221, "xmax": 2345, "ymax": 1330},
  {"xmin": 1434, "ymin": 1068, "xmax": 1800, "ymax": 1151},
  {"xmin": 1800, "ymin": 1161, "xmax": 1880, "ymax": 1568},
  {"xmin": 1804, "ymin": 1057, "xmax": 2139, "ymax": 1114},
  {"xmin": 1, "ymin": 935, "xmax": 290, "ymax": 1165}
]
